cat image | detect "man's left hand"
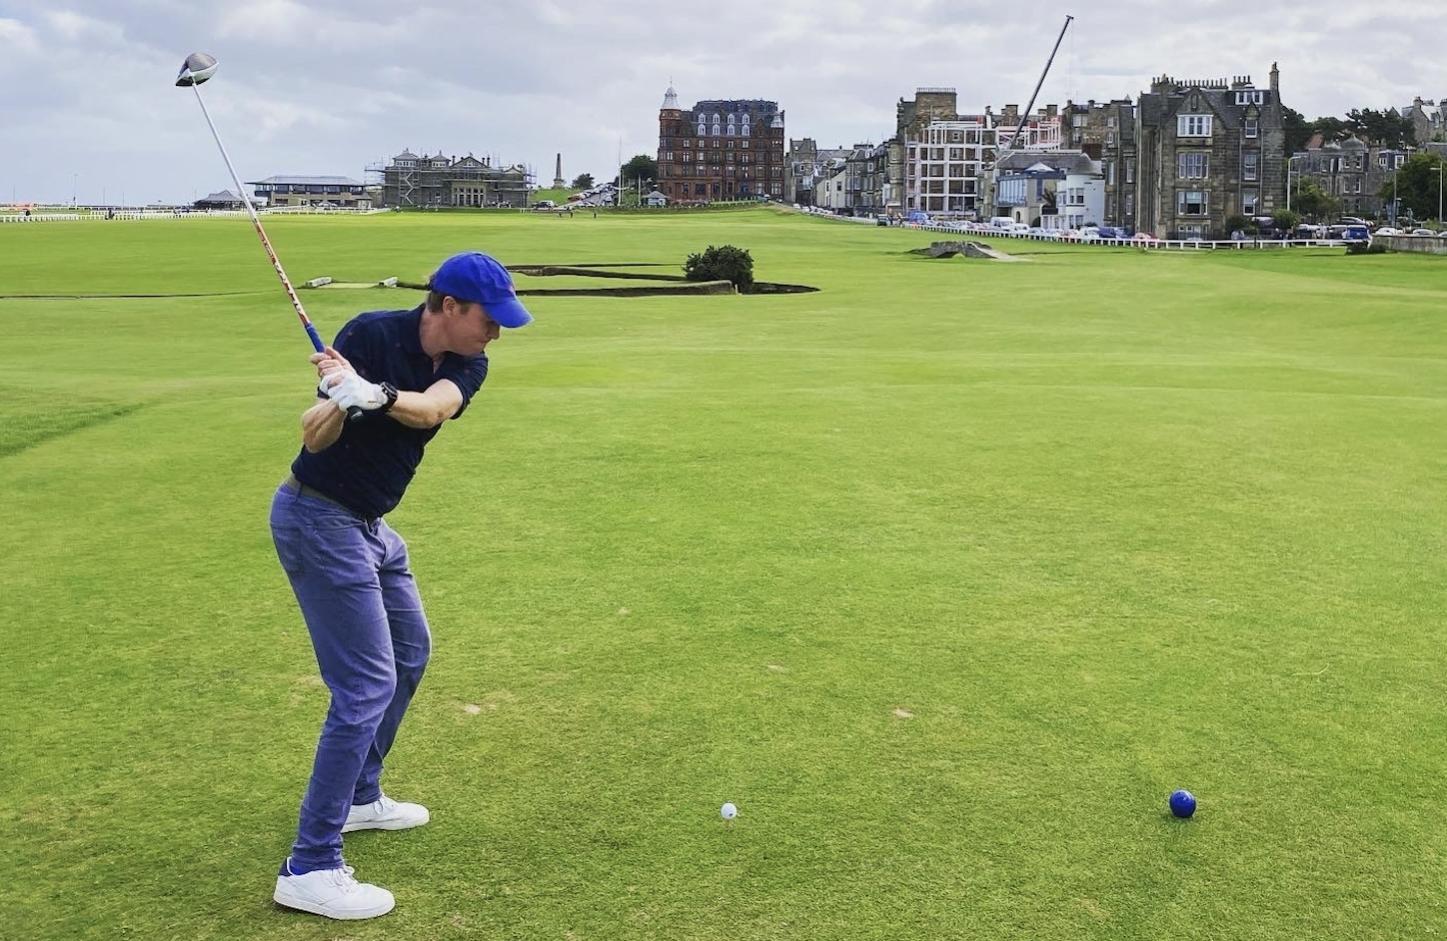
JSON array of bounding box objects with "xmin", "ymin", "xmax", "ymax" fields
[{"xmin": 328, "ymin": 373, "xmax": 389, "ymax": 412}]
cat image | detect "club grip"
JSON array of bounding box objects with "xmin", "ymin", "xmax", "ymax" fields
[{"xmin": 345, "ymin": 405, "xmax": 364, "ymax": 422}]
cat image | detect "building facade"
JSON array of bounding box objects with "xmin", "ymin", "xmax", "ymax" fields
[
  {"xmin": 992, "ymin": 150, "xmax": 1100, "ymax": 227},
  {"xmin": 1292, "ymin": 136, "xmax": 1410, "ymax": 218},
  {"xmin": 1065, "ymin": 98, "xmax": 1138, "ymax": 228},
  {"xmin": 905, "ymin": 118, "xmax": 996, "ymax": 217},
  {"xmin": 375, "ymin": 151, "xmax": 532, "ymax": 208},
  {"xmin": 248, "ymin": 175, "xmax": 370, "ymax": 208},
  {"xmin": 657, "ymin": 87, "xmax": 786, "ymax": 203},
  {"xmin": 786, "ymin": 138, "xmax": 855, "ymax": 206},
  {"xmin": 1136, "ymin": 65, "xmax": 1287, "ymax": 238}
]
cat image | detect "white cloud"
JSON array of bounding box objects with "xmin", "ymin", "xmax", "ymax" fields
[
  {"xmin": 1, "ymin": 0, "xmax": 1445, "ymax": 203},
  {"xmin": 0, "ymin": 16, "xmax": 39, "ymax": 53}
]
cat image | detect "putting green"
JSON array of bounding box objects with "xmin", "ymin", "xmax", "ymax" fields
[{"xmin": 3, "ymin": 208, "xmax": 1446, "ymax": 939}]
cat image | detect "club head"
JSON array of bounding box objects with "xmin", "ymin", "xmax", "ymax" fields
[{"xmin": 175, "ymin": 53, "xmax": 218, "ymax": 87}]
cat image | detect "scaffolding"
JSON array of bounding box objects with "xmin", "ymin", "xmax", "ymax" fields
[{"xmin": 378, "ymin": 150, "xmax": 534, "ymax": 208}]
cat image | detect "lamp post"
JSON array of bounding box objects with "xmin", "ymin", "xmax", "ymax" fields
[{"xmin": 1286, "ymin": 154, "xmax": 1305, "ymax": 212}]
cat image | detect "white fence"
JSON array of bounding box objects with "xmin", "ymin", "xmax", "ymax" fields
[
  {"xmin": 903, "ymin": 221, "xmax": 1350, "ymax": 251},
  {"xmin": 0, "ymin": 207, "xmax": 388, "ymax": 224},
  {"xmin": 797, "ymin": 208, "xmax": 1353, "ymax": 251}
]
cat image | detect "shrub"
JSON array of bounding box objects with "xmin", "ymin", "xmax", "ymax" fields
[{"xmin": 684, "ymin": 245, "xmax": 754, "ymax": 289}]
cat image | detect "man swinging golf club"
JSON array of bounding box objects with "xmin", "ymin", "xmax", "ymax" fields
[{"xmin": 269, "ymin": 252, "xmax": 532, "ymax": 920}]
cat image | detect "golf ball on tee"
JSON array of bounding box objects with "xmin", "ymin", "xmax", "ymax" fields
[
  {"xmin": 720, "ymin": 802, "xmax": 738, "ymax": 820},
  {"xmin": 1169, "ymin": 789, "xmax": 1197, "ymax": 818}
]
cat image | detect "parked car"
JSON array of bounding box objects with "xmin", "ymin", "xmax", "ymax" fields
[
  {"xmin": 1375, "ymin": 227, "xmax": 1402, "ymax": 236},
  {"xmin": 1338, "ymin": 216, "xmax": 1370, "ymax": 226},
  {"xmin": 1131, "ymin": 232, "xmax": 1158, "ymax": 244},
  {"xmin": 1096, "ymin": 226, "xmax": 1120, "ymax": 239},
  {"xmin": 1410, "ymin": 228, "xmax": 1437, "ymax": 236},
  {"xmin": 1007, "ymin": 222, "xmax": 1030, "ymax": 234},
  {"xmin": 1343, "ymin": 225, "xmax": 1371, "ymax": 242},
  {"xmin": 1079, "ymin": 226, "xmax": 1101, "ymax": 240}
]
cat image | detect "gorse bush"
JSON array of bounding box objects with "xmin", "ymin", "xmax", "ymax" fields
[{"xmin": 684, "ymin": 245, "xmax": 754, "ymax": 289}]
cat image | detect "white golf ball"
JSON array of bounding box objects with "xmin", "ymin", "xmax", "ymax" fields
[{"xmin": 720, "ymin": 802, "xmax": 738, "ymax": 820}]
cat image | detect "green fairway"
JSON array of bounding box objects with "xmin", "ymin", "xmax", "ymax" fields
[{"xmin": 4, "ymin": 209, "xmax": 1446, "ymax": 939}]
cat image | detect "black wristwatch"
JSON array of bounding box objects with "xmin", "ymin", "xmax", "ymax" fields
[{"xmin": 379, "ymin": 381, "xmax": 399, "ymax": 413}]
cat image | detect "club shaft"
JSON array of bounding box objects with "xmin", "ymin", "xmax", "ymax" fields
[{"xmin": 191, "ymin": 84, "xmax": 325, "ymax": 354}]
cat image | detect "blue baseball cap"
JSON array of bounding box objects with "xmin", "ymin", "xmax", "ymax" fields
[{"xmin": 430, "ymin": 252, "xmax": 533, "ymax": 328}]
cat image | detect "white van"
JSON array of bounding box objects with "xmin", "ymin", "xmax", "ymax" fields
[{"xmin": 989, "ymin": 216, "xmax": 1014, "ymax": 229}]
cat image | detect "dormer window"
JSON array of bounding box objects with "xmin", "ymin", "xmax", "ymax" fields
[{"xmin": 1177, "ymin": 114, "xmax": 1212, "ymax": 137}]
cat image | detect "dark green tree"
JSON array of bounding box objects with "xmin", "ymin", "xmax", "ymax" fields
[
  {"xmin": 1283, "ymin": 107, "xmax": 1313, "ymax": 155},
  {"xmin": 1290, "ymin": 178, "xmax": 1340, "ymax": 221},
  {"xmin": 1377, "ymin": 152, "xmax": 1445, "ymax": 219},
  {"xmin": 617, "ymin": 154, "xmax": 659, "ymax": 188},
  {"xmin": 1345, "ymin": 108, "xmax": 1415, "ymax": 147},
  {"xmin": 1310, "ymin": 116, "xmax": 1349, "ymax": 142},
  {"xmin": 571, "ymin": 173, "xmax": 594, "ymax": 189},
  {"xmin": 683, "ymin": 245, "xmax": 754, "ymax": 289}
]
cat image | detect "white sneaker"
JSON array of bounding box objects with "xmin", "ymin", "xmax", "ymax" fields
[
  {"xmin": 343, "ymin": 794, "xmax": 430, "ymax": 833},
  {"xmin": 273, "ymin": 862, "xmax": 395, "ymax": 920}
]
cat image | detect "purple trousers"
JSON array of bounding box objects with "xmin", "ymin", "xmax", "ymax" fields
[{"xmin": 269, "ymin": 483, "xmax": 431, "ymax": 871}]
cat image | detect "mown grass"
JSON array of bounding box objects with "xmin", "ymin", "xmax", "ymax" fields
[{"xmin": 3, "ymin": 209, "xmax": 1446, "ymax": 940}]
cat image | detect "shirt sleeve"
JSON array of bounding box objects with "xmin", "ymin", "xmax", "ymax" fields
[{"xmin": 436, "ymin": 353, "xmax": 489, "ymax": 419}]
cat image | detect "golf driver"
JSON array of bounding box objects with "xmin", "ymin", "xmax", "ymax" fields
[{"xmin": 174, "ymin": 52, "xmax": 361, "ymax": 421}]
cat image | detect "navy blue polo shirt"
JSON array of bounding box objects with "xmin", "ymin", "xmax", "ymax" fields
[{"xmin": 291, "ymin": 305, "xmax": 488, "ymax": 518}]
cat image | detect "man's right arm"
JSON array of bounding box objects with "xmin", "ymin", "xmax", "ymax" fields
[
  {"xmin": 302, "ymin": 398, "xmax": 345, "ymax": 452},
  {"xmin": 301, "ymin": 343, "xmax": 356, "ymax": 452}
]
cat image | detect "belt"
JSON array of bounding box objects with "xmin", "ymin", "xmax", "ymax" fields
[{"xmin": 282, "ymin": 475, "xmax": 362, "ymax": 516}]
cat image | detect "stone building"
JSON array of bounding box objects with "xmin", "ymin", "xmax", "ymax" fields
[
  {"xmin": 1292, "ymin": 136, "xmax": 1410, "ymax": 218},
  {"xmin": 1065, "ymin": 98, "xmax": 1138, "ymax": 228},
  {"xmin": 1399, "ymin": 98, "xmax": 1438, "ymax": 146},
  {"xmin": 656, "ymin": 86, "xmax": 786, "ymax": 203},
  {"xmin": 376, "ymin": 151, "xmax": 531, "ymax": 208},
  {"xmin": 786, "ymin": 138, "xmax": 854, "ymax": 205},
  {"xmin": 1135, "ymin": 65, "xmax": 1287, "ymax": 238}
]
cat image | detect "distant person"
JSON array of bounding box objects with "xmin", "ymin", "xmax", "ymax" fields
[{"xmin": 269, "ymin": 252, "xmax": 533, "ymax": 921}]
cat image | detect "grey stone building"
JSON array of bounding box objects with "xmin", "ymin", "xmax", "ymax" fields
[
  {"xmin": 1292, "ymin": 136, "xmax": 1410, "ymax": 219},
  {"xmin": 1065, "ymin": 98, "xmax": 1138, "ymax": 228},
  {"xmin": 1136, "ymin": 65, "xmax": 1287, "ymax": 238},
  {"xmin": 786, "ymin": 138, "xmax": 853, "ymax": 205},
  {"xmin": 1399, "ymin": 98, "xmax": 1438, "ymax": 146},
  {"xmin": 378, "ymin": 151, "xmax": 531, "ymax": 208}
]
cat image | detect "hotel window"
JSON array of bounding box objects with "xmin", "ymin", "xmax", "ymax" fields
[
  {"xmin": 1177, "ymin": 152, "xmax": 1209, "ymax": 178},
  {"xmin": 1244, "ymin": 117, "xmax": 1258, "ymax": 138},
  {"xmin": 1177, "ymin": 190, "xmax": 1207, "ymax": 215},
  {"xmin": 1125, "ymin": 158, "xmax": 1135, "ymax": 183},
  {"xmin": 1242, "ymin": 190, "xmax": 1258, "ymax": 214},
  {"xmin": 1243, "ymin": 152, "xmax": 1258, "ymax": 181},
  {"xmin": 1177, "ymin": 114, "xmax": 1212, "ymax": 137}
]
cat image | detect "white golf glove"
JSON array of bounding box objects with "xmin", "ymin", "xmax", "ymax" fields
[{"xmin": 321, "ymin": 372, "xmax": 388, "ymax": 412}]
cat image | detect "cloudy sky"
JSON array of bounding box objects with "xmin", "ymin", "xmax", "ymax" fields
[{"xmin": 1, "ymin": 0, "xmax": 1443, "ymax": 204}]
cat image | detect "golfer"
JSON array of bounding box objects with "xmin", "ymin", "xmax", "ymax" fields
[{"xmin": 268, "ymin": 252, "xmax": 532, "ymax": 920}]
